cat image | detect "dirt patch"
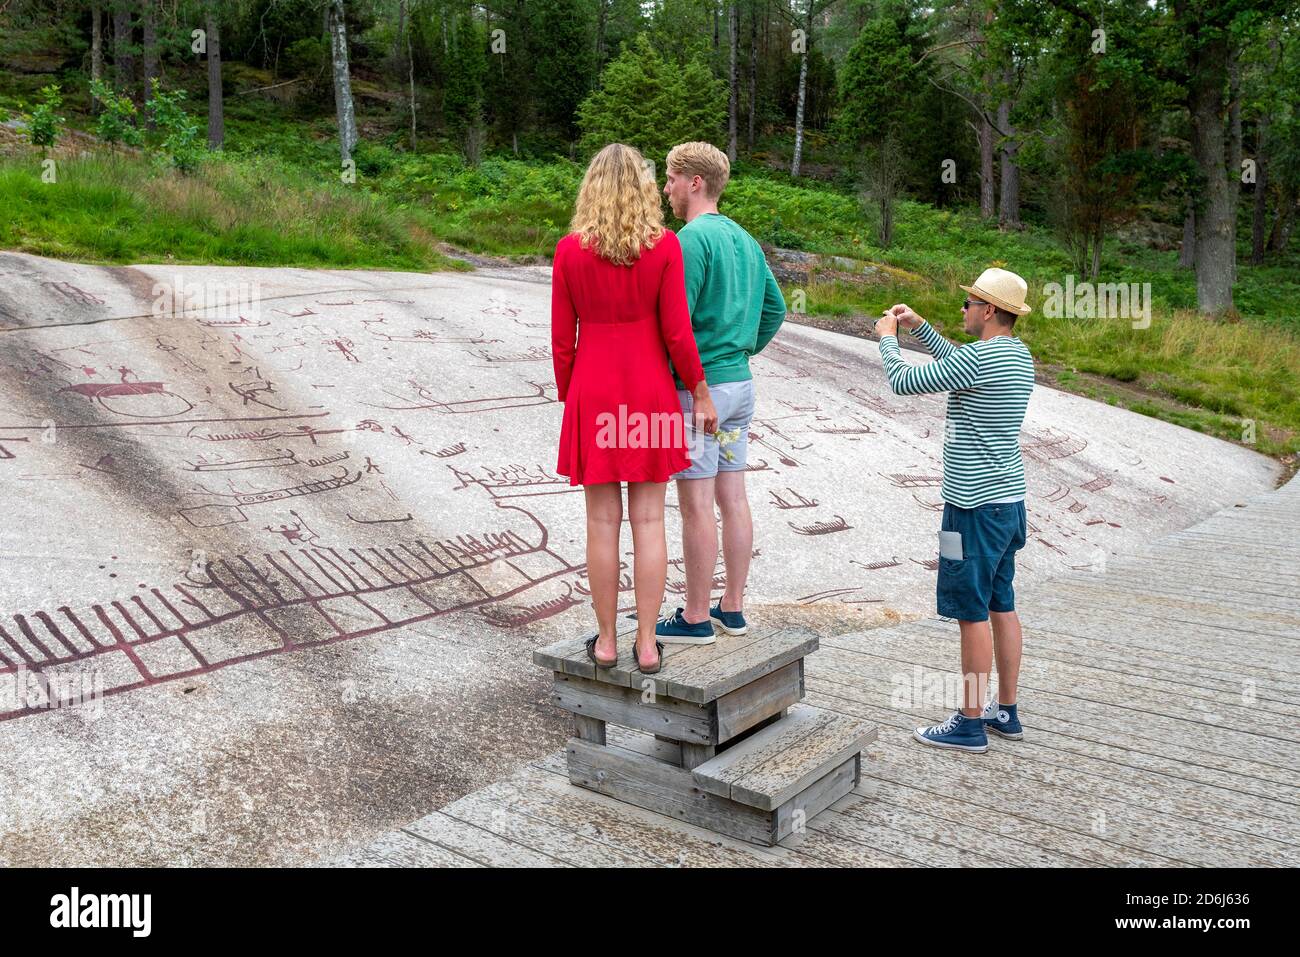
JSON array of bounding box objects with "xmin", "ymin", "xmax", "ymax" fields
[
  {"xmin": 435, "ymin": 242, "xmax": 548, "ymax": 269},
  {"xmin": 0, "ymin": 123, "xmax": 106, "ymax": 160},
  {"xmin": 751, "ymin": 602, "xmax": 917, "ymax": 638}
]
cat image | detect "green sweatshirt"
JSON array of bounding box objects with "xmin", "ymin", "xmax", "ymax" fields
[{"xmin": 671, "ymin": 212, "xmax": 787, "ymax": 389}]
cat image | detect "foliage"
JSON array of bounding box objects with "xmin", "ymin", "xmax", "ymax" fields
[
  {"xmin": 27, "ymin": 83, "xmax": 64, "ymax": 151},
  {"xmin": 577, "ymin": 34, "xmax": 726, "ymax": 164},
  {"xmin": 89, "ymin": 79, "xmax": 143, "ymax": 150},
  {"xmin": 146, "ymin": 80, "xmax": 203, "ymax": 174}
]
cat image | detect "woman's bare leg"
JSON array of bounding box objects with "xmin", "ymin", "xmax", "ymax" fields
[
  {"xmin": 584, "ymin": 482, "xmax": 623, "ymax": 662},
  {"xmin": 627, "ymin": 480, "xmax": 668, "ymax": 667}
]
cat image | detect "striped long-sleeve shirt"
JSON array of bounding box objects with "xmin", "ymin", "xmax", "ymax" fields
[{"xmin": 878, "ymin": 319, "xmax": 1034, "ymax": 508}]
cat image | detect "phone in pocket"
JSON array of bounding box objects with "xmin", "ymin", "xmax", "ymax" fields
[{"xmin": 939, "ymin": 530, "xmax": 964, "ymax": 561}]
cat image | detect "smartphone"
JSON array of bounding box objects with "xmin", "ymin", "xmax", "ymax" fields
[{"xmin": 939, "ymin": 530, "xmax": 963, "ymax": 561}]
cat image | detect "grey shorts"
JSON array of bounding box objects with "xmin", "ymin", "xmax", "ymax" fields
[{"xmin": 673, "ymin": 379, "xmax": 756, "ymax": 480}]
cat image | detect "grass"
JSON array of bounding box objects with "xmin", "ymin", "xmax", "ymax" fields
[
  {"xmin": 791, "ymin": 268, "xmax": 1300, "ymax": 457},
  {"xmin": 0, "ymin": 151, "xmax": 460, "ymax": 270},
  {"xmin": 0, "ymin": 95, "xmax": 1297, "ymax": 460}
]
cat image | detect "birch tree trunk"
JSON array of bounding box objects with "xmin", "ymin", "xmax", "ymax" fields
[
  {"xmin": 405, "ymin": 0, "xmax": 416, "ymax": 150},
  {"xmin": 791, "ymin": 4, "xmax": 810, "ymax": 178},
  {"xmin": 206, "ymin": 1, "xmax": 224, "ymax": 149},
  {"xmin": 1250, "ymin": 115, "xmax": 1269, "ymax": 265},
  {"xmin": 329, "ymin": 0, "xmax": 359, "ymax": 164},
  {"xmin": 91, "ymin": 2, "xmax": 104, "ymax": 112},
  {"xmin": 142, "ymin": 0, "xmax": 157, "ymax": 126}
]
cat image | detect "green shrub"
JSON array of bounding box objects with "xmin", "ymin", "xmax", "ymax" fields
[
  {"xmin": 147, "ymin": 80, "xmax": 203, "ymax": 174},
  {"xmin": 90, "ymin": 79, "xmax": 143, "ymax": 149},
  {"xmin": 27, "ymin": 83, "xmax": 65, "ymax": 152},
  {"xmin": 283, "ymin": 36, "xmax": 328, "ymax": 79},
  {"xmin": 351, "ymin": 140, "xmax": 397, "ymax": 178}
]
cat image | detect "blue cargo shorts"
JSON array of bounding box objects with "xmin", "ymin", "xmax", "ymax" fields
[
  {"xmin": 672, "ymin": 379, "xmax": 756, "ymax": 480},
  {"xmin": 936, "ymin": 500, "xmax": 1027, "ymax": 622}
]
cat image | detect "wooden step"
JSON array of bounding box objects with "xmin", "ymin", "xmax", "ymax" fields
[
  {"xmin": 534, "ymin": 624, "xmax": 819, "ymax": 704},
  {"xmin": 566, "ymin": 730, "xmax": 864, "ymax": 846},
  {"xmin": 550, "ymin": 659, "xmax": 803, "ymax": 749},
  {"xmin": 691, "ymin": 703, "xmax": 877, "ymax": 811}
]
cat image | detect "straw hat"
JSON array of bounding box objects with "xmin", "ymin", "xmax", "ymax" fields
[{"xmin": 959, "ymin": 267, "xmax": 1032, "ymax": 316}]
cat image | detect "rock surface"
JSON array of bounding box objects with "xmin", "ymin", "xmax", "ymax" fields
[{"xmin": 0, "ymin": 251, "xmax": 1278, "ymax": 864}]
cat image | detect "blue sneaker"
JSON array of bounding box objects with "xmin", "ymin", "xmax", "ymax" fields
[
  {"xmin": 981, "ymin": 700, "xmax": 1024, "ymax": 740},
  {"xmin": 654, "ymin": 607, "xmax": 716, "ymax": 644},
  {"xmin": 913, "ymin": 711, "xmax": 988, "ymax": 752},
  {"xmin": 709, "ymin": 603, "xmax": 748, "ymax": 636}
]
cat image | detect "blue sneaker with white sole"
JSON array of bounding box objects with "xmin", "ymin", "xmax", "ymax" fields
[
  {"xmin": 981, "ymin": 700, "xmax": 1023, "ymax": 739},
  {"xmin": 654, "ymin": 607, "xmax": 716, "ymax": 644},
  {"xmin": 709, "ymin": 603, "xmax": 748, "ymax": 636},
  {"xmin": 913, "ymin": 711, "xmax": 988, "ymax": 752}
]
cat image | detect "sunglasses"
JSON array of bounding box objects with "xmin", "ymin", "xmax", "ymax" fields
[{"xmin": 962, "ymin": 299, "xmax": 989, "ymax": 310}]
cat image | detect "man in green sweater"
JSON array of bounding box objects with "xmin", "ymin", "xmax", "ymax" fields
[{"xmin": 655, "ymin": 141, "xmax": 787, "ymax": 644}]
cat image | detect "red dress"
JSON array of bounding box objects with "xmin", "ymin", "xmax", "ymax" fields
[{"xmin": 551, "ymin": 229, "xmax": 705, "ymax": 485}]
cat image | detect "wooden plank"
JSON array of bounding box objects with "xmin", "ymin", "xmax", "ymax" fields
[
  {"xmin": 807, "ymin": 666, "xmax": 1300, "ymax": 810},
  {"xmin": 805, "ymin": 671, "xmax": 1300, "ymax": 836},
  {"xmin": 691, "ymin": 703, "xmax": 877, "ymax": 811},
  {"xmin": 841, "ymin": 776, "xmax": 1161, "ymax": 867},
  {"xmin": 566, "ymin": 736, "xmax": 777, "ymax": 845},
  {"xmin": 1032, "ymin": 590, "xmax": 1299, "ymax": 643},
  {"xmin": 531, "ymin": 632, "xmax": 641, "ymax": 685},
  {"xmin": 610, "ymin": 726, "xmax": 683, "ymax": 764},
  {"xmin": 332, "ymin": 829, "xmax": 484, "ymax": 868},
  {"xmin": 552, "ymin": 672, "xmax": 713, "ymax": 743},
  {"xmin": 535, "ymin": 628, "xmax": 758, "ymax": 690},
  {"xmin": 714, "ymin": 659, "xmax": 804, "ymax": 743},
  {"xmin": 1049, "ymin": 578, "xmax": 1300, "ymax": 631},
  {"xmin": 535, "ymin": 625, "xmax": 818, "ymax": 704},
  {"xmin": 814, "ymin": 638, "xmax": 1300, "ymax": 737},
  {"xmin": 681, "ymin": 742, "xmax": 717, "ymax": 770},
  {"xmin": 892, "ymin": 617, "xmax": 1300, "ymax": 705},
  {"xmin": 861, "ymin": 739, "xmax": 1300, "ymax": 867},
  {"xmin": 806, "ymin": 687, "xmax": 1300, "ymax": 866},
  {"xmin": 772, "ymin": 755, "xmax": 858, "ymax": 842},
  {"xmin": 573, "ymin": 713, "xmax": 605, "ymax": 745},
  {"xmin": 440, "ymin": 790, "xmax": 656, "ymax": 868},
  {"xmin": 775, "ymin": 822, "xmax": 918, "ymax": 867},
  {"xmin": 403, "ymin": 810, "xmax": 568, "ymax": 867},
  {"xmin": 1064, "ymin": 567, "xmax": 1300, "ymax": 613},
  {"xmin": 501, "ymin": 764, "xmax": 807, "ymax": 866},
  {"xmin": 806, "ymin": 803, "xmax": 1005, "ymax": 867},
  {"xmin": 662, "ymin": 627, "xmax": 820, "ymax": 703}
]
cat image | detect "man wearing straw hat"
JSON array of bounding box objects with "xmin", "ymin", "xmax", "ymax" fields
[{"xmin": 874, "ymin": 268, "xmax": 1035, "ymax": 754}]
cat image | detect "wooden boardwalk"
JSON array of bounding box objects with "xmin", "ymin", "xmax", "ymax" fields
[{"xmin": 338, "ymin": 476, "xmax": 1300, "ymax": 867}]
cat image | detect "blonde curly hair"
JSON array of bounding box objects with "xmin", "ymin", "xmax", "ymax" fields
[{"xmin": 569, "ymin": 143, "xmax": 666, "ymax": 267}]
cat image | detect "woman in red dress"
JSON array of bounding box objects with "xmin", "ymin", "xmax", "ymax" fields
[{"xmin": 552, "ymin": 143, "xmax": 718, "ymax": 674}]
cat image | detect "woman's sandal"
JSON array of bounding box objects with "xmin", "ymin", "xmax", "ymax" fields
[
  {"xmin": 585, "ymin": 634, "xmax": 618, "ymax": 668},
  {"xmin": 632, "ymin": 638, "xmax": 665, "ymax": 675}
]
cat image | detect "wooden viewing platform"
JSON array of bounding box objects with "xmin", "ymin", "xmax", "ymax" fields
[
  {"xmin": 534, "ymin": 626, "xmax": 876, "ymax": 844},
  {"xmin": 337, "ymin": 476, "xmax": 1300, "ymax": 867}
]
